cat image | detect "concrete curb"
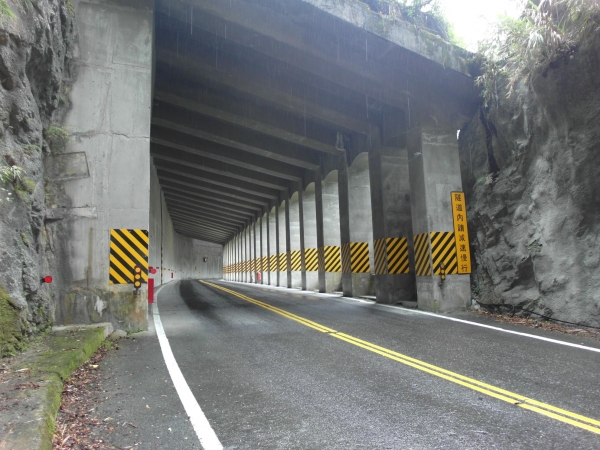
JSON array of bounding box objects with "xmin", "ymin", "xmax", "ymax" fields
[{"xmin": 0, "ymin": 323, "xmax": 112, "ymax": 450}]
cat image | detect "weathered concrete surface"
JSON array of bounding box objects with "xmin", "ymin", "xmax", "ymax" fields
[
  {"xmin": 289, "ymin": 192, "xmax": 302, "ymax": 288},
  {"xmin": 409, "ymin": 129, "xmax": 470, "ymax": 312},
  {"xmin": 348, "ymin": 153, "xmax": 375, "ymax": 297},
  {"xmin": 269, "ymin": 206, "xmax": 278, "ymax": 286},
  {"xmin": 303, "ymin": 183, "xmax": 319, "ymax": 290},
  {"xmin": 378, "ymin": 146, "xmax": 416, "ymax": 303},
  {"xmin": 54, "ymin": 0, "xmax": 153, "ymax": 331},
  {"xmin": 0, "ymin": 324, "xmax": 109, "ymax": 450},
  {"xmin": 278, "ymin": 200, "xmax": 288, "ymax": 287},
  {"xmin": 322, "ymin": 170, "xmax": 342, "ymax": 292},
  {"xmin": 301, "ymin": 0, "xmax": 471, "ymax": 74}
]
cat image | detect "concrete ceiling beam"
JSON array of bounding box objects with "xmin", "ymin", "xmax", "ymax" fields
[
  {"xmin": 155, "ymin": 0, "xmax": 477, "ymax": 121},
  {"xmin": 159, "ymin": 178, "xmax": 267, "ymax": 208},
  {"xmin": 151, "ymin": 132, "xmax": 305, "ymax": 181},
  {"xmin": 154, "ymin": 91, "xmax": 340, "ymax": 158},
  {"xmin": 173, "ymin": 224, "xmax": 230, "ymax": 240},
  {"xmin": 155, "ymin": 49, "xmax": 372, "ymax": 135},
  {"xmin": 167, "ymin": 206, "xmax": 248, "ymax": 228},
  {"xmin": 156, "ymin": 165, "xmax": 279, "ymax": 200},
  {"xmin": 171, "ymin": 218, "xmax": 233, "ymax": 236},
  {"xmin": 151, "ymin": 151, "xmax": 288, "ymax": 191},
  {"xmin": 169, "ymin": 213, "xmax": 240, "ymax": 233},
  {"xmin": 164, "ymin": 194, "xmax": 256, "ymax": 219},
  {"xmin": 164, "ymin": 189, "xmax": 261, "ymax": 215},
  {"xmin": 166, "ymin": 203, "xmax": 252, "ymax": 225}
]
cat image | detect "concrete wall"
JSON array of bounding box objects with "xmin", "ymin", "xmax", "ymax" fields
[
  {"xmin": 54, "ymin": 0, "xmax": 154, "ymax": 331},
  {"xmin": 149, "ymin": 162, "xmax": 222, "ymax": 285}
]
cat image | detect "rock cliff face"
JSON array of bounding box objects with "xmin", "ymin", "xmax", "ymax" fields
[
  {"xmin": 0, "ymin": 1, "xmax": 75, "ymax": 356},
  {"xmin": 460, "ymin": 37, "xmax": 600, "ymax": 327}
]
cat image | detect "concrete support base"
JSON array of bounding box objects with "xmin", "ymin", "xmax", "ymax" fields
[
  {"xmin": 416, "ymin": 276, "xmax": 470, "ymax": 313},
  {"xmin": 325, "ymin": 273, "xmax": 342, "ymax": 292},
  {"xmin": 305, "ymin": 272, "xmax": 319, "ymax": 291}
]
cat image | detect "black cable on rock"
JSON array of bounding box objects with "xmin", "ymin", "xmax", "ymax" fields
[{"xmin": 474, "ymin": 300, "xmax": 600, "ymax": 331}]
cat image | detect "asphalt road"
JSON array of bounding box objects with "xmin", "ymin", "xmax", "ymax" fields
[{"xmin": 145, "ymin": 279, "xmax": 600, "ymax": 449}]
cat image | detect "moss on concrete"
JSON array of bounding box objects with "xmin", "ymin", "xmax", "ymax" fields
[
  {"xmin": 0, "ymin": 285, "xmax": 27, "ymax": 357},
  {"xmin": 1, "ymin": 326, "xmax": 108, "ymax": 450}
]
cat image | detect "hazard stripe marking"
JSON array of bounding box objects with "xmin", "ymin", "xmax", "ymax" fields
[
  {"xmin": 374, "ymin": 239, "xmax": 387, "ymax": 275},
  {"xmin": 350, "ymin": 242, "xmax": 370, "ymax": 273},
  {"xmin": 319, "ymin": 245, "xmax": 342, "ymax": 273},
  {"xmin": 430, "ymin": 232, "xmax": 458, "ymax": 275},
  {"xmin": 304, "ymin": 248, "xmax": 318, "ymax": 272},
  {"xmin": 290, "ymin": 250, "xmax": 302, "ymax": 271},
  {"xmin": 109, "ymin": 229, "xmax": 148, "ymax": 285},
  {"xmin": 341, "ymin": 243, "xmax": 351, "ymax": 274},
  {"xmin": 413, "ymin": 233, "xmax": 432, "ymax": 277},
  {"xmin": 387, "ymin": 237, "xmax": 410, "ymax": 275}
]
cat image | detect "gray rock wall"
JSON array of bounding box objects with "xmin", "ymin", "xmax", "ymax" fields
[
  {"xmin": 0, "ymin": 1, "xmax": 75, "ymax": 356},
  {"xmin": 460, "ymin": 37, "xmax": 600, "ymax": 327}
]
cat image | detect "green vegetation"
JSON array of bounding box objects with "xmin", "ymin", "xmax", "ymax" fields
[
  {"xmin": 46, "ymin": 125, "xmax": 70, "ymax": 153},
  {"xmin": 475, "ymin": 0, "xmax": 600, "ymax": 109},
  {"xmin": 0, "ymin": 164, "xmax": 24, "ymax": 204},
  {"xmin": 361, "ymin": 0, "xmax": 458, "ymax": 43},
  {"xmin": 0, "ymin": 286, "xmax": 26, "ymax": 357}
]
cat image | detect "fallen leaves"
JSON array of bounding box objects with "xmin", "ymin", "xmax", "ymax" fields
[{"xmin": 52, "ymin": 343, "xmax": 127, "ymax": 450}]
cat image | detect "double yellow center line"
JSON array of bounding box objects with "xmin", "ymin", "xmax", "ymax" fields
[{"xmin": 200, "ymin": 281, "xmax": 600, "ymax": 435}]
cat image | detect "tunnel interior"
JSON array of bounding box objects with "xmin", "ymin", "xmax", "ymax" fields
[{"xmin": 150, "ymin": 0, "xmax": 479, "ymax": 308}]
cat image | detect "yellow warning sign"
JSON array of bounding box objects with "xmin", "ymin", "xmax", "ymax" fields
[
  {"xmin": 451, "ymin": 192, "xmax": 471, "ymax": 274},
  {"xmin": 109, "ymin": 229, "xmax": 148, "ymax": 285}
]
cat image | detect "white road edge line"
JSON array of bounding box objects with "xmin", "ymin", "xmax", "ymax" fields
[
  {"xmin": 221, "ymin": 280, "xmax": 600, "ymax": 354},
  {"xmin": 153, "ymin": 284, "xmax": 223, "ymax": 450},
  {"xmin": 374, "ymin": 303, "xmax": 600, "ymax": 354}
]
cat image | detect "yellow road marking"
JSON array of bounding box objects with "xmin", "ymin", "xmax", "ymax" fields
[{"xmin": 201, "ymin": 281, "xmax": 600, "ymax": 436}]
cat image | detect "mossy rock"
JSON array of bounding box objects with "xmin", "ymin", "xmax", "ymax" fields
[{"xmin": 0, "ymin": 286, "xmax": 27, "ymax": 358}]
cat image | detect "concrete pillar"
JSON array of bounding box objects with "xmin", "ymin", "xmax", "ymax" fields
[
  {"xmin": 408, "ymin": 128, "xmax": 470, "ymax": 312},
  {"xmin": 253, "ymin": 221, "xmax": 258, "ymax": 284},
  {"xmin": 289, "ymin": 192, "xmax": 303, "ymax": 288},
  {"xmin": 284, "ymin": 195, "xmax": 293, "ymax": 288},
  {"xmin": 256, "ymin": 215, "xmax": 265, "ymax": 284},
  {"xmin": 322, "ymin": 170, "xmax": 342, "ymax": 292},
  {"xmin": 370, "ymin": 145, "xmax": 416, "ymax": 304},
  {"xmin": 269, "ymin": 207, "xmax": 277, "ymax": 286},
  {"xmin": 314, "ymin": 169, "xmax": 326, "ymax": 293},
  {"xmin": 278, "ymin": 200, "xmax": 287, "ymax": 287},
  {"xmin": 338, "ymin": 156, "xmax": 352, "ymax": 296},
  {"xmin": 303, "ymin": 183, "xmax": 319, "ymax": 291},
  {"xmin": 54, "ymin": 0, "xmax": 153, "ymax": 330},
  {"xmin": 261, "ymin": 212, "xmax": 269, "ymax": 284},
  {"xmin": 265, "ymin": 210, "xmax": 271, "ymax": 285},
  {"xmin": 339, "ymin": 153, "xmax": 375, "ymax": 297}
]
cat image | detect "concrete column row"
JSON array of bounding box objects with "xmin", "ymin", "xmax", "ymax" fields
[{"xmin": 222, "ymin": 126, "xmax": 470, "ymax": 312}]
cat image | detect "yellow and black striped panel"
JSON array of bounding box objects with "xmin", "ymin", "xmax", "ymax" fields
[
  {"xmin": 430, "ymin": 232, "xmax": 458, "ymax": 275},
  {"xmin": 341, "ymin": 243, "xmax": 351, "ymax": 274},
  {"xmin": 109, "ymin": 229, "xmax": 148, "ymax": 285},
  {"xmin": 290, "ymin": 250, "xmax": 302, "ymax": 271},
  {"xmin": 374, "ymin": 238, "xmax": 388, "ymax": 275},
  {"xmin": 279, "ymin": 253, "xmax": 288, "ymax": 272},
  {"xmin": 387, "ymin": 237, "xmax": 410, "ymax": 275},
  {"xmin": 322, "ymin": 246, "xmax": 341, "ymax": 272},
  {"xmin": 413, "ymin": 233, "xmax": 432, "ymax": 276},
  {"xmin": 269, "ymin": 254, "xmax": 277, "ymax": 271},
  {"xmin": 350, "ymin": 242, "xmax": 370, "ymax": 273},
  {"xmin": 304, "ymin": 248, "xmax": 318, "ymax": 272}
]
